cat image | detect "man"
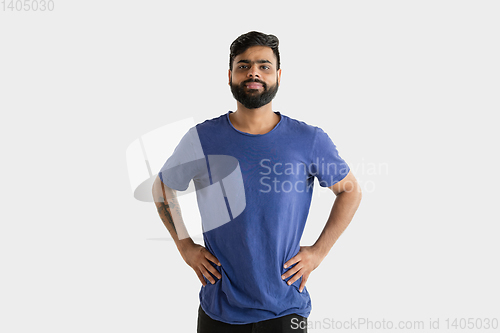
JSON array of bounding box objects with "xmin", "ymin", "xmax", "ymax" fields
[{"xmin": 152, "ymin": 31, "xmax": 362, "ymax": 333}]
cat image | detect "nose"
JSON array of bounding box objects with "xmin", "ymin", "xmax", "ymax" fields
[{"xmin": 247, "ymin": 65, "xmax": 261, "ymax": 79}]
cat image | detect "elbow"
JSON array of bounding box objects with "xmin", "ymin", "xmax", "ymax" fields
[
  {"xmin": 342, "ymin": 181, "xmax": 362, "ymax": 206},
  {"xmin": 152, "ymin": 175, "xmax": 162, "ymax": 203},
  {"xmin": 151, "ymin": 177, "xmax": 157, "ymax": 197},
  {"xmin": 354, "ymin": 185, "xmax": 362, "ymax": 210},
  {"xmin": 354, "ymin": 182, "xmax": 362, "ymax": 204}
]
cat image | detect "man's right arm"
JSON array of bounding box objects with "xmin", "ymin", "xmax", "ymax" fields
[
  {"xmin": 151, "ymin": 175, "xmax": 222, "ymax": 285},
  {"xmin": 152, "ymin": 174, "xmax": 191, "ymax": 245}
]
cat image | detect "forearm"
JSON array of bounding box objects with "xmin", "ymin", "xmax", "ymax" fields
[
  {"xmin": 152, "ymin": 178, "xmax": 193, "ymax": 252},
  {"xmin": 312, "ymin": 189, "xmax": 362, "ymax": 259}
]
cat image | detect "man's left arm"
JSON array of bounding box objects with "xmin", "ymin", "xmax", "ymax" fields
[{"xmin": 282, "ymin": 170, "xmax": 362, "ymax": 292}]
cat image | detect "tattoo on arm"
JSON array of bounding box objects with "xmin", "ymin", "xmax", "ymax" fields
[{"xmin": 157, "ymin": 196, "xmax": 177, "ymax": 235}]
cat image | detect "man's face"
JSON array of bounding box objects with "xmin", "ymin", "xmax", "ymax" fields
[{"xmin": 229, "ymin": 46, "xmax": 281, "ymax": 109}]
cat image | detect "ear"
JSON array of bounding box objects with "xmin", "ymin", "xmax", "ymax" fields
[
  {"xmin": 228, "ymin": 69, "xmax": 232, "ymax": 86},
  {"xmin": 277, "ymin": 68, "xmax": 282, "ymax": 85}
]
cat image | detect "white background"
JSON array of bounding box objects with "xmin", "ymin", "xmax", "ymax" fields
[{"xmin": 1, "ymin": 1, "xmax": 499, "ymax": 332}]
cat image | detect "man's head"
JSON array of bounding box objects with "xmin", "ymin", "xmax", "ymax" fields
[{"xmin": 228, "ymin": 31, "xmax": 281, "ymax": 109}]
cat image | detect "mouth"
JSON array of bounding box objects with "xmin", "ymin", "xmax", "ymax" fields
[{"xmin": 245, "ymin": 82, "xmax": 264, "ymax": 89}]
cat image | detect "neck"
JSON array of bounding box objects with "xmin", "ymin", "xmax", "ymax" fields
[{"xmin": 230, "ymin": 102, "xmax": 280, "ymax": 135}]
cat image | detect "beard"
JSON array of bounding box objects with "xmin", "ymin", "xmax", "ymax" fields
[{"xmin": 230, "ymin": 76, "xmax": 279, "ymax": 109}]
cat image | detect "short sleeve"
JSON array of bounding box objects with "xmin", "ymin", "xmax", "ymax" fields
[
  {"xmin": 308, "ymin": 127, "xmax": 350, "ymax": 187},
  {"xmin": 157, "ymin": 126, "xmax": 207, "ymax": 191}
]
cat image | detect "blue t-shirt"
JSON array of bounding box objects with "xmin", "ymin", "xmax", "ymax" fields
[{"xmin": 158, "ymin": 111, "xmax": 350, "ymax": 324}]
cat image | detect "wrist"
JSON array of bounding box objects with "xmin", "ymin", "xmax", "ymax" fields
[
  {"xmin": 311, "ymin": 243, "xmax": 329, "ymax": 260},
  {"xmin": 177, "ymin": 237, "xmax": 195, "ymax": 254}
]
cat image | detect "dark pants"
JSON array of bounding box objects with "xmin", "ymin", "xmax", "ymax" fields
[{"xmin": 197, "ymin": 305, "xmax": 308, "ymax": 333}]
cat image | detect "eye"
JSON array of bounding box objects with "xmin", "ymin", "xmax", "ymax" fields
[
  {"xmin": 261, "ymin": 65, "xmax": 270, "ymax": 70},
  {"xmin": 238, "ymin": 65, "xmax": 248, "ymax": 69}
]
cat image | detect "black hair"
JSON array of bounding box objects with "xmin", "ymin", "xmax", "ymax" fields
[{"xmin": 229, "ymin": 31, "xmax": 280, "ymax": 71}]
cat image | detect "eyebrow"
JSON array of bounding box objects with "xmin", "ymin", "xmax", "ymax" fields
[{"xmin": 237, "ymin": 59, "xmax": 273, "ymax": 65}]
